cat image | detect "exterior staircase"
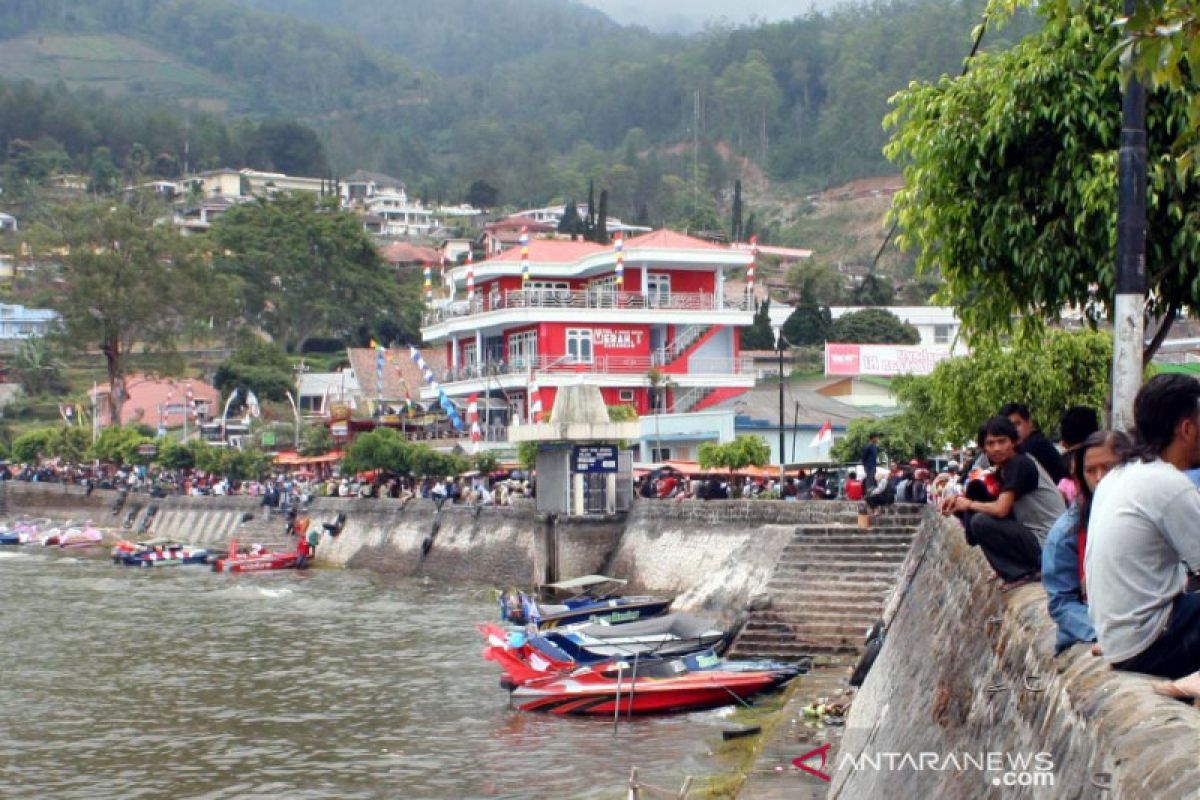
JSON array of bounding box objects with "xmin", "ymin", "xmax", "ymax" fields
[{"xmin": 728, "ymin": 507, "xmax": 924, "ymax": 663}]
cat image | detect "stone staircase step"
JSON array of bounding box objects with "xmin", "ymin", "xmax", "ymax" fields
[
  {"xmin": 768, "ymin": 566, "xmax": 899, "ymax": 581},
  {"xmin": 777, "ymin": 552, "xmax": 908, "ymax": 565},
  {"xmin": 763, "ymin": 600, "xmax": 884, "ymax": 616},
  {"xmin": 729, "ymin": 637, "xmax": 862, "ymax": 658}
]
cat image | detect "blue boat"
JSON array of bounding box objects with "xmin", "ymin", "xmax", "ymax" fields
[
  {"xmin": 112, "ymin": 540, "xmax": 211, "ymax": 567},
  {"xmin": 501, "ymin": 575, "xmax": 674, "ymax": 630}
]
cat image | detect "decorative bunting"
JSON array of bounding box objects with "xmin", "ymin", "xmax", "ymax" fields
[
  {"xmin": 409, "ymin": 345, "xmax": 465, "ymax": 431},
  {"xmin": 519, "ymin": 226, "xmax": 530, "ymax": 285},
  {"xmin": 614, "ymin": 232, "xmax": 624, "ymax": 289},
  {"xmin": 466, "ymin": 250, "xmax": 475, "ymax": 302},
  {"xmin": 748, "ymin": 234, "xmax": 758, "ymax": 294},
  {"xmin": 423, "ymin": 263, "xmax": 432, "ymax": 303}
]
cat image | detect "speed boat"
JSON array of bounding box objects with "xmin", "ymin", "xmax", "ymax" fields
[
  {"xmin": 211, "ymin": 539, "xmax": 305, "ymax": 573},
  {"xmin": 508, "ymin": 658, "xmax": 796, "ymax": 715},
  {"xmin": 500, "ymin": 576, "xmax": 673, "ymax": 630},
  {"xmin": 112, "ymin": 539, "xmax": 211, "ymax": 567},
  {"xmin": 48, "ymin": 522, "xmax": 103, "ymax": 549},
  {"xmin": 543, "ymin": 613, "xmax": 728, "ymax": 661}
]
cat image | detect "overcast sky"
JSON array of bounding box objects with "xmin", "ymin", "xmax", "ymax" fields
[{"xmin": 581, "ymin": 0, "xmax": 849, "ymax": 32}]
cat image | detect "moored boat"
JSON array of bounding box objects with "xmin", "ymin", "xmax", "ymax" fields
[
  {"xmin": 211, "ymin": 539, "xmax": 305, "ymax": 573},
  {"xmin": 52, "ymin": 522, "xmax": 103, "ymax": 549},
  {"xmin": 501, "ymin": 576, "xmax": 673, "ymax": 630},
  {"xmin": 113, "ymin": 539, "xmax": 211, "ymax": 567},
  {"xmin": 508, "ymin": 659, "xmax": 795, "ymax": 715}
]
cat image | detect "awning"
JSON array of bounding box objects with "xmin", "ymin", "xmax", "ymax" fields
[{"xmin": 274, "ymin": 451, "xmax": 344, "ymax": 466}]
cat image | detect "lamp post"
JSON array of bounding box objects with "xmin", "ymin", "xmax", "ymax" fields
[{"xmin": 772, "ymin": 324, "xmax": 786, "ymax": 481}]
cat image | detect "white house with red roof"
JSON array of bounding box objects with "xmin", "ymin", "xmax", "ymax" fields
[{"xmin": 419, "ymin": 229, "xmax": 758, "ymax": 427}]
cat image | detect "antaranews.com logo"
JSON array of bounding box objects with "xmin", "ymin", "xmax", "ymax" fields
[{"xmin": 794, "ymin": 743, "xmax": 1055, "ymax": 788}]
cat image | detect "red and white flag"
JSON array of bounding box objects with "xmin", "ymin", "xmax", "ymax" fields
[
  {"xmin": 809, "ymin": 420, "xmax": 833, "ymax": 449},
  {"xmin": 528, "ymin": 381, "xmax": 543, "ymax": 423},
  {"xmin": 468, "ymin": 393, "xmax": 481, "ymax": 450}
]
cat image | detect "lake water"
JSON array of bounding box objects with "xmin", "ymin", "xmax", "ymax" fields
[{"xmin": 0, "ymin": 546, "xmax": 739, "ymax": 799}]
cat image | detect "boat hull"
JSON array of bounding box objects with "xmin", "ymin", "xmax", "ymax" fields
[
  {"xmin": 212, "ymin": 553, "xmax": 301, "ymax": 573},
  {"xmin": 511, "ymin": 672, "xmax": 788, "ymax": 716}
]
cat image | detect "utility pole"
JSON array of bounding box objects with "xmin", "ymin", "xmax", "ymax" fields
[{"xmin": 1111, "ymin": 0, "xmax": 1147, "ymax": 431}]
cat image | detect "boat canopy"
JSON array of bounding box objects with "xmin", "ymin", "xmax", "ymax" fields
[{"xmin": 544, "ymin": 575, "xmax": 628, "ymax": 591}]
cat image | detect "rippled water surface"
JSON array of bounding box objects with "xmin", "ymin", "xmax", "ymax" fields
[{"xmin": 0, "ymin": 548, "xmax": 735, "ymax": 799}]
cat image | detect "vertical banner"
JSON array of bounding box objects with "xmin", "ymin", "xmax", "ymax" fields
[
  {"xmin": 520, "ymin": 226, "xmax": 530, "ymax": 286},
  {"xmin": 614, "ymin": 232, "xmax": 624, "ymax": 289},
  {"xmin": 747, "ymin": 234, "xmax": 758, "ymax": 294}
]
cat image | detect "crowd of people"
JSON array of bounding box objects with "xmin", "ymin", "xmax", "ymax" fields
[
  {"xmin": 932, "ymin": 377, "xmax": 1200, "ymax": 701},
  {"xmin": 636, "ymin": 467, "xmax": 841, "ymax": 501}
]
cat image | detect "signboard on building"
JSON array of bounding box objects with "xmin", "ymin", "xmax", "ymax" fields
[
  {"xmin": 825, "ymin": 343, "xmax": 953, "ymax": 377},
  {"xmin": 573, "ymin": 444, "xmax": 618, "ymax": 473}
]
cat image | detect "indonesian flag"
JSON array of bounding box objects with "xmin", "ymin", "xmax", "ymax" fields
[
  {"xmin": 809, "ymin": 420, "xmax": 833, "ymax": 449},
  {"xmin": 468, "ymin": 393, "xmax": 481, "ymax": 450},
  {"xmin": 529, "ymin": 381, "xmax": 543, "ymax": 423}
]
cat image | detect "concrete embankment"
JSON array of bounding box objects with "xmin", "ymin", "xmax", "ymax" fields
[{"xmin": 829, "ymin": 513, "xmax": 1200, "ymax": 798}]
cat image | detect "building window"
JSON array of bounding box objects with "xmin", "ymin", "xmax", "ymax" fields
[
  {"xmin": 933, "ymin": 324, "xmax": 953, "ymax": 344},
  {"xmin": 618, "ymin": 389, "xmax": 635, "ymax": 402},
  {"xmin": 566, "ymin": 329, "xmax": 593, "ymax": 364},
  {"xmin": 589, "ymin": 275, "xmax": 618, "ymax": 306},
  {"xmin": 647, "ymin": 273, "xmax": 671, "ymax": 306},
  {"xmin": 508, "ymin": 330, "xmax": 538, "ymax": 368},
  {"xmin": 652, "ymin": 447, "xmax": 671, "ymax": 462},
  {"xmin": 462, "ymin": 343, "xmax": 477, "ymax": 367}
]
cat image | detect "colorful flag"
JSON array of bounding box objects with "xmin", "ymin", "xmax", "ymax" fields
[
  {"xmin": 747, "ymin": 234, "xmax": 758, "ymax": 294},
  {"xmin": 246, "ymin": 390, "xmax": 261, "ymax": 418},
  {"xmin": 423, "ymin": 263, "xmax": 433, "ymax": 303},
  {"xmin": 409, "ymin": 345, "xmax": 465, "ymax": 431},
  {"xmin": 809, "ymin": 420, "xmax": 833, "ymax": 449},
  {"xmin": 519, "ymin": 227, "xmax": 530, "ymax": 285},
  {"xmin": 614, "ymin": 232, "xmax": 624, "ymax": 289},
  {"xmin": 466, "ymin": 250, "xmax": 475, "ymax": 302},
  {"xmin": 468, "ymin": 393, "xmax": 481, "ymax": 451},
  {"xmin": 528, "ymin": 380, "xmax": 543, "ymax": 424}
]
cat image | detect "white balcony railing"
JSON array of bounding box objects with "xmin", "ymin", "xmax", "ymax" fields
[
  {"xmin": 423, "ymin": 288, "xmax": 753, "ymax": 326},
  {"xmin": 435, "ymin": 354, "xmax": 753, "ymax": 384}
]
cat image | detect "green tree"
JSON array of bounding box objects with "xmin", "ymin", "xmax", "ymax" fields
[
  {"xmin": 741, "ymin": 299, "xmax": 777, "ymax": 350},
  {"xmin": 340, "ymin": 427, "xmax": 412, "ymax": 475},
  {"xmin": 12, "ymin": 428, "xmax": 56, "ymax": 463},
  {"xmin": 892, "ymin": 328, "xmax": 1111, "ymax": 447},
  {"xmin": 830, "ymin": 309, "xmax": 919, "ymax": 344},
  {"xmin": 850, "ymin": 274, "xmax": 894, "ymax": 306},
  {"xmin": 698, "ymin": 435, "xmax": 772, "ymax": 489},
  {"xmin": 10, "ymin": 337, "xmax": 68, "ymax": 396},
  {"xmin": 211, "ymin": 194, "xmax": 408, "ymax": 353},
  {"xmin": 465, "ymin": 179, "xmax": 499, "ymax": 209},
  {"xmin": 831, "ymin": 415, "xmax": 937, "ymax": 465},
  {"xmin": 558, "ymin": 198, "xmax": 585, "ymax": 236},
  {"xmin": 787, "ymin": 261, "xmax": 845, "ymax": 306},
  {"xmin": 730, "ymin": 179, "xmax": 744, "ymax": 242},
  {"xmin": 300, "ymin": 423, "xmax": 335, "ymax": 457},
  {"xmin": 18, "ymin": 202, "xmax": 221, "ymax": 423},
  {"xmin": 885, "ymin": 0, "xmax": 1200, "ymax": 359},
  {"xmin": 782, "ymin": 304, "xmax": 833, "ymax": 347},
  {"xmin": 214, "ymin": 337, "xmax": 294, "ymax": 403},
  {"xmin": 90, "ymin": 426, "xmax": 154, "ymax": 465},
  {"xmin": 156, "ymin": 440, "xmax": 196, "ymax": 470}
]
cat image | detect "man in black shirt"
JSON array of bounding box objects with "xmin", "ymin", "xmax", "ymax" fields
[
  {"xmin": 862, "ymin": 433, "xmax": 880, "ymax": 491},
  {"xmin": 1000, "ymin": 402, "xmax": 1067, "ymax": 484}
]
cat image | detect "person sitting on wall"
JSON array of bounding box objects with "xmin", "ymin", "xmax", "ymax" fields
[
  {"xmin": 941, "ymin": 416, "xmax": 1065, "ymax": 591},
  {"xmin": 1086, "ymin": 374, "xmax": 1200, "ymax": 699},
  {"xmin": 865, "ymin": 463, "xmax": 904, "ymax": 514},
  {"xmin": 1000, "ymin": 402, "xmax": 1069, "ymax": 485},
  {"xmin": 1042, "ymin": 430, "xmax": 1129, "ymax": 654},
  {"xmin": 1056, "ymin": 406, "xmax": 1101, "ymax": 505}
]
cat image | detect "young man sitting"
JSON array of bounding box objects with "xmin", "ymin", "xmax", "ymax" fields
[
  {"xmin": 942, "ymin": 416, "xmax": 1065, "ymax": 590},
  {"xmin": 1086, "ymin": 374, "xmax": 1200, "ymax": 699}
]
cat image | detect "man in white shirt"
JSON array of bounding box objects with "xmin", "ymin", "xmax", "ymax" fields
[{"xmin": 1086, "ymin": 374, "xmax": 1200, "ymax": 699}]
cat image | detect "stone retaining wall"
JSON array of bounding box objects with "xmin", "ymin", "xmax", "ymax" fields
[{"xmin": 831, "ymin": 513, "xmax": 1200, "ymax": 798}]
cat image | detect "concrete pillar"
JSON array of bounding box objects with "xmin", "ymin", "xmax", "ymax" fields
[
  {"xmin": 716, "ymin": 267, "xmax": 725, "ymax": 308},
  {"xmin": 451, "ymin": 336, "xmax": 459, "ymax": 369}
]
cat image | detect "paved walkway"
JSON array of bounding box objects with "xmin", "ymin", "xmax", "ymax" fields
[{"xmin": 737, "ymin": 663, "xmax": 855, "ymax": 799}]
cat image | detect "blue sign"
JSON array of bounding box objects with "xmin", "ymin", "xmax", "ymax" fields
[{"xmin": 573, "ymin": 445, "xmax": 618, "ymax": 474}]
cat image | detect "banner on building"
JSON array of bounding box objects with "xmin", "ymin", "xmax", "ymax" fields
[{"xmin": 824, "ymin": 343, "xmax": 952, "ymax": 377}]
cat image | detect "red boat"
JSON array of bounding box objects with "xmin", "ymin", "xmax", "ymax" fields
[
  {"xmin": 480, "ymin": 624, "xmax": 796, "ymax": 715},
  {"xmin": 211, "ymin": 539, "xmax": 307, "ymax": 574}
]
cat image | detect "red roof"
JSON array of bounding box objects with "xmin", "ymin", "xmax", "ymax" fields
[
  {"xmin": 486, "ymin": 216, "xmax": 556, "ymax": 233},
  {"xmin": 91, "ymin": 374, "xmax": 220, "ymax": 429},
  {"xmin": 347, "ymin": 346, "xmax": 446, "ymax": 405},
  {"xmin": 380, "ymin": 242, "xmax": 440, "ymax": 265},
  {"xmin": 625, "ymin": 229, "xmax": 728, "ymax": 251},
  {"xmin": 486, "ymin": 239, "xmax": 607, "ymax": 264}
]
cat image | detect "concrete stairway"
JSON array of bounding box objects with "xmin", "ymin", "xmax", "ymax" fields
[{"xmin": 729, "ymin": 508, "xmax": 924, "ymax": 663}]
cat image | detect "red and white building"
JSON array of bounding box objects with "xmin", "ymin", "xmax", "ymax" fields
[{"xmin": 419, "ymin": 230, "xmax": 758, "ymax": 425}]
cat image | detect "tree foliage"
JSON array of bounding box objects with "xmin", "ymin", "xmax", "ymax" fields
[
  {"xmin": 885, "ymin": 0, "xmax": 1200, "ymax": 357},
  {"xmin": 340, "ymin": 427, "xmax": 468, "ymax": 477},
  {"xmin": 830, "ymin": 309, "xmax": 919, "ymax": 344},
  {"xmin": 830, "ymin": 415, "xmax": 937, "ymax": 465},
  {"xmin": 698, "ymin": 435, "xmax": 772, "ymax": 473},
  {"xmin": 89, "ymin": 425, "xmax": 155, "ymax": 465},
  {"xmin": 892, "ymin": 328, "xmax": 1111, "ymax": 448},
  {"xmin": 17, "ymin": 202, "xmax": 222, "ymax": 422},
  {"xmin": 12, "ymin": 426, "xmax": 89, "ymax": 463},
  {"xmin": 213, "ymin": 338, "xmax": 294, "ymax": 403},
  {"xmin": 211, "ymin": 193, "xmax": 411, "ymax": 352}
]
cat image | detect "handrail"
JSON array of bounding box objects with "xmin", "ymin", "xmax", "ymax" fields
[
  {"xmin": 434, "ymin": 355, "xmax": 753, "ymax": 384},
  {"xmin": 422, "ymin": 289, "xmax": 752, "ymax": 326}
]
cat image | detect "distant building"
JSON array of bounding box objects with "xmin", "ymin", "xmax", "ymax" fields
[
  {"xmin": 512, "ymin": 205, "xmax": 651, "ymax": 235},
  {"xmin": 828, "ymin": 305, "xmax": 964, "ymax": 351},
  {"xmin": 0, "ymin": 213, "xmax": 17, "ymax": 233},
  {"xmin": 187, "ymin": 168, "xmax": 329, "ymax": 199},
  {"xmin": 0, "ymin": 304, "xmax": 59, "ymax": 340},
  {"xmin": 90, "ymin": 375, "xmax": 219, "ymax": 430}
]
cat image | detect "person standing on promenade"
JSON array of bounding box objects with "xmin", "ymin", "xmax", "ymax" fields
[{"xmin": 862, "ymin": 433, "xmax": 880, "ymax": 492}]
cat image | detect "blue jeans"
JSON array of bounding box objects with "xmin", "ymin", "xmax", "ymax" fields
[{"xmin": 1115, "ymin": 592, "xmax": 1200, "ymax": 680}]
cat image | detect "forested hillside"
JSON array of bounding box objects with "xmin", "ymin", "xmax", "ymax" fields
[{"xmin": 0, "ymin": 0, "xmax": 1037, "ymax": 233}]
